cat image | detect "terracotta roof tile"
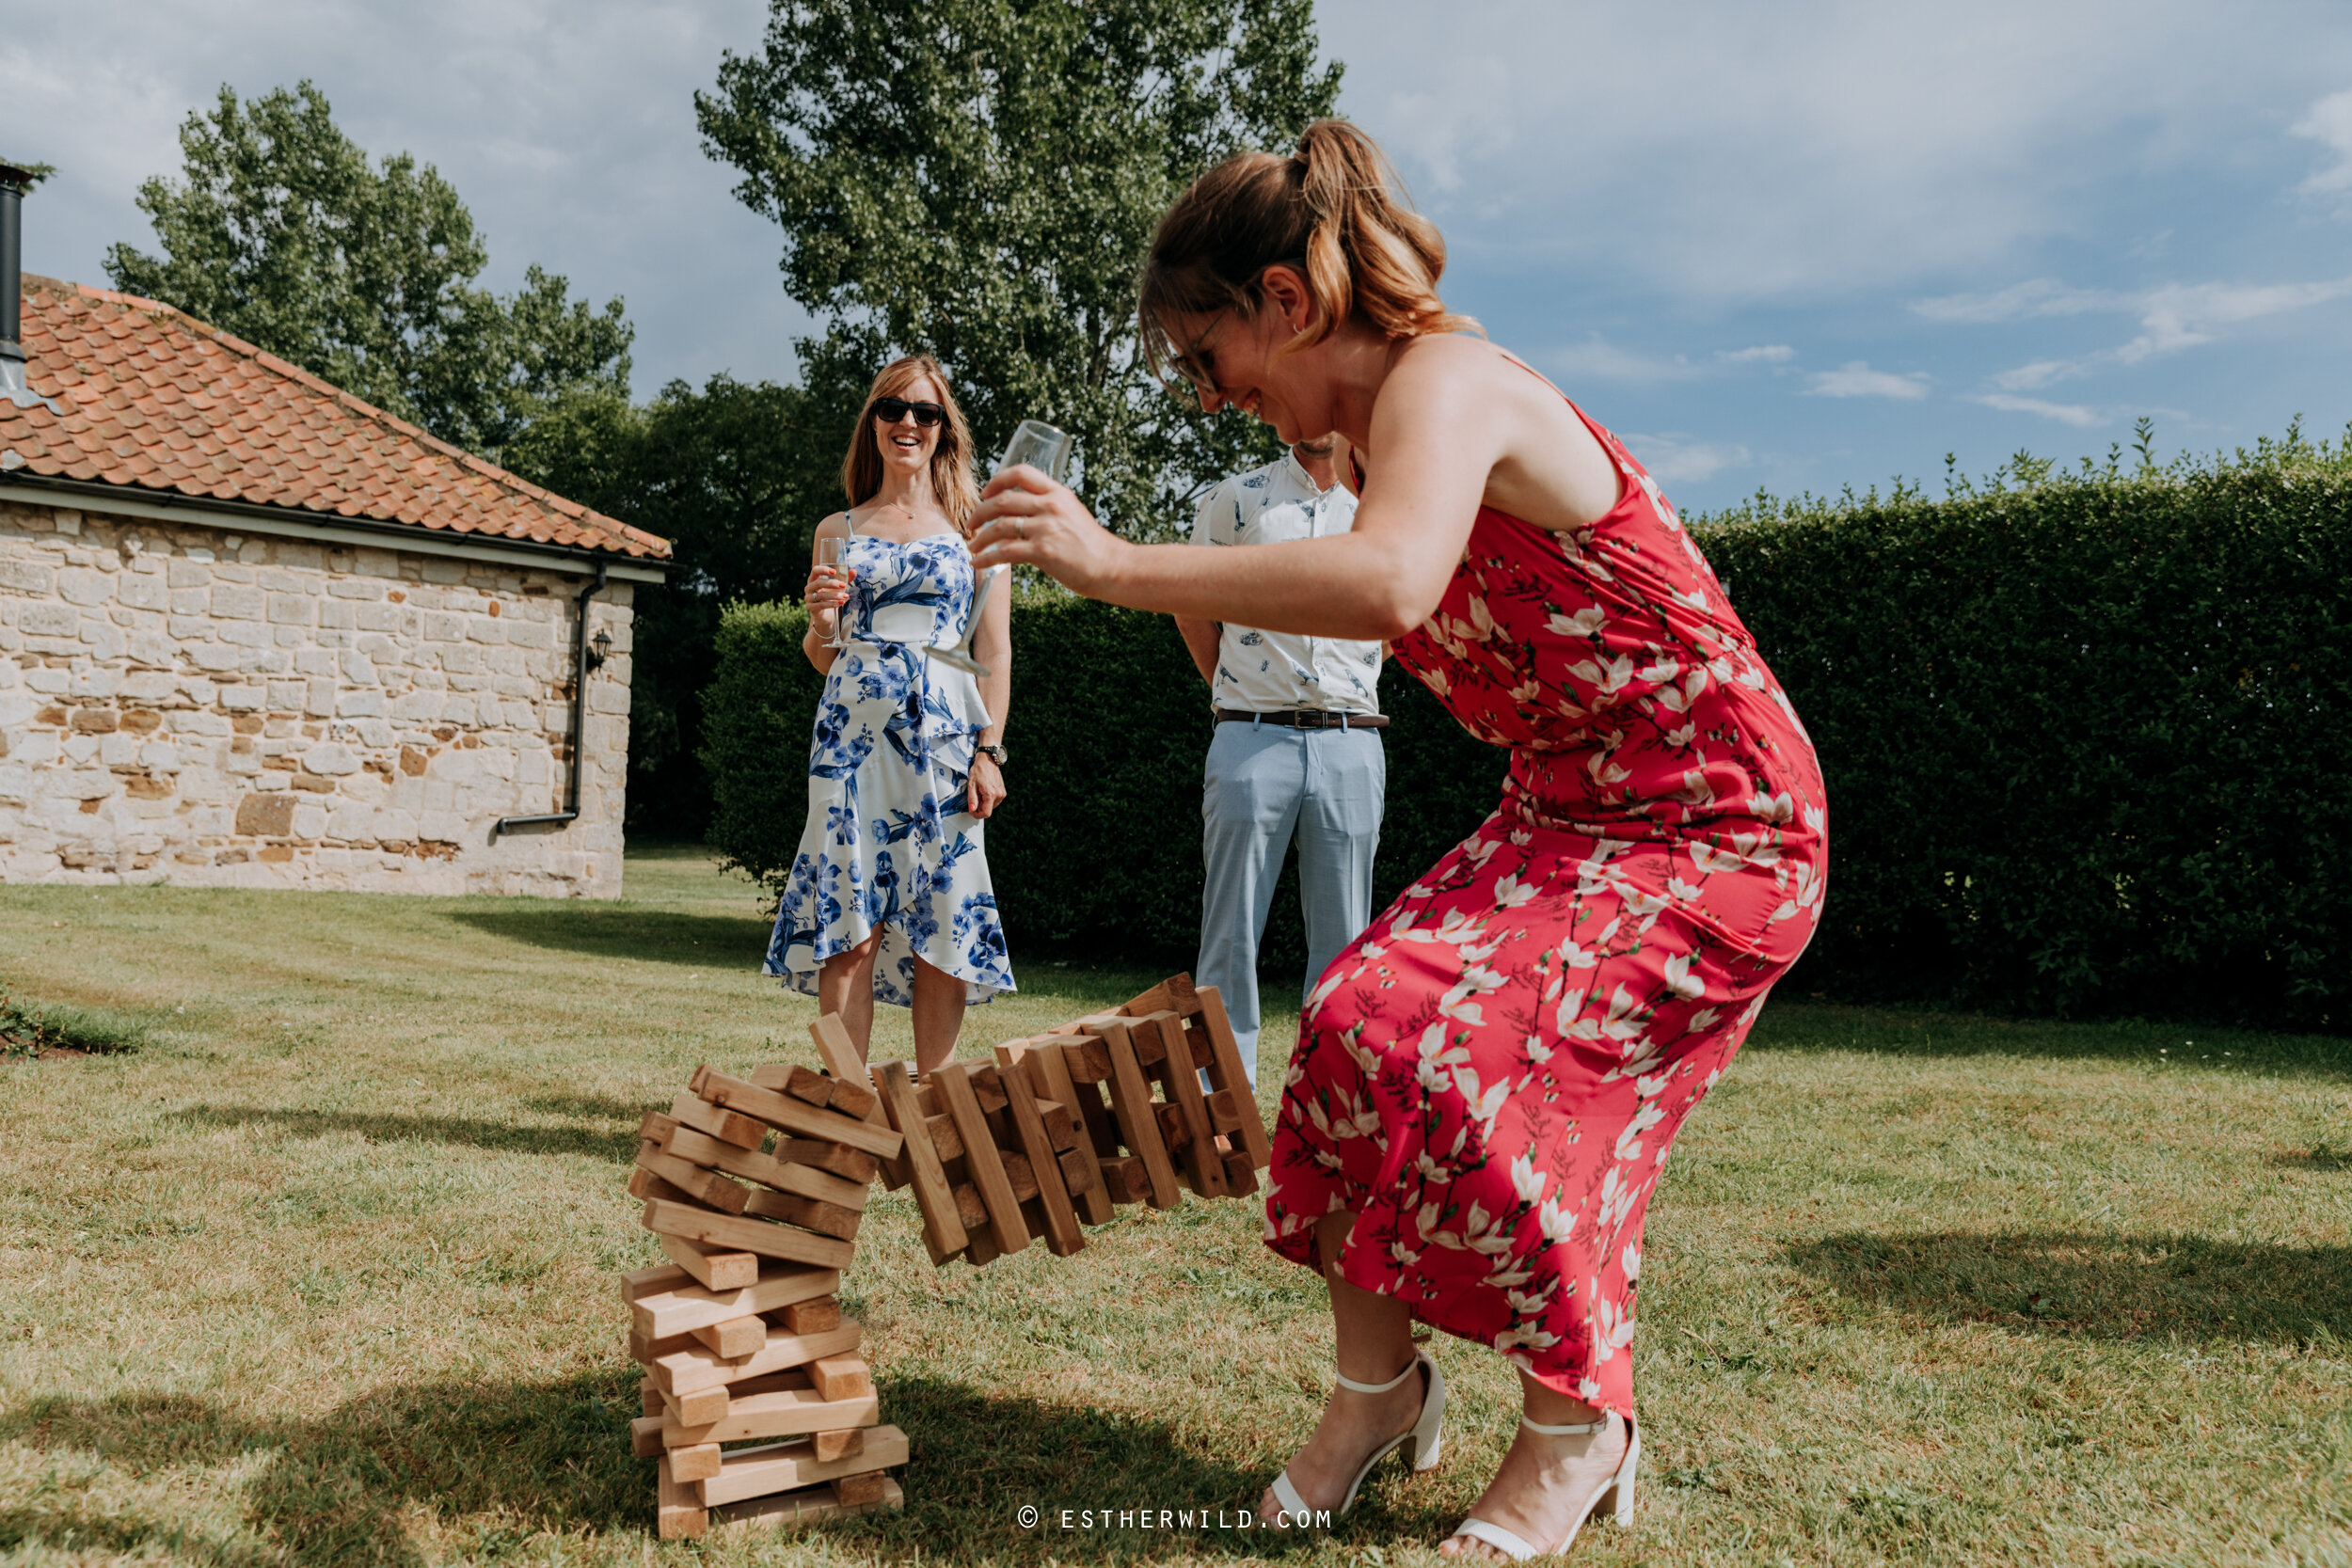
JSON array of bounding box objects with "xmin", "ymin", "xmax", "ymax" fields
[{"xmin": 0, "ymin": 277, "xmax": 670, "ymax": 562}]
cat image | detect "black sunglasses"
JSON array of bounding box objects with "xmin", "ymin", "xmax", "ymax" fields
[{"xmin": 873, "ymin": 397, "xmax": 946, "ymax": 428}]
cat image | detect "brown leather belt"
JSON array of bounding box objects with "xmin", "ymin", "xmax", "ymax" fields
[{"xmin": 1216, "ymin": 708, "xmax": 1388, "ymax": 729}]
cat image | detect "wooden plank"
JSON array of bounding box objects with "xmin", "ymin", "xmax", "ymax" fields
[
  {"xmin": 628, "ymin": 1166, "xmax": 698, "ymax": 1208},
  {"xmin": 672, "ymin": 1384, "xmax": 730, "ymax": 1427},
  {"xmin": 632, "ymin": 1262, "xmax": 839, "ymax": 1340},
  {"xmin": 690, "ymin": 1066, "xmax": 903, "ymax": 1160},
  {"xmin": 781, "ymin": 1065, "xmax": 835, "ymax": 1109},
  {"xmin": 743, "ymin": 1188, "xmax": 863, "ymax": 1240},
  {"xmin": 778, "ymin": 1137, "xmax": 882, "ymax": 1185},
  {"xmin": 1206, "ymin": 1087, "xmax": 1245, "ymax": 1132},
  {"xmin": 696, "ymin": 1424, "xmax": 908, "ymax": 1508},
  {"xmin": 1025, "ymin": 1040, "xmax": 1115, "ymax": 1224},
  {"xmin": 811, "ymin": 1427, "xmax": 865, "ymax": 1463},
  {"xmin": 643, "ymin": 1199, "xmax": 856, "ymax": 1270},
  {"xmin": 1097, "ymin": 1022, "xmax": 1181, "ymax": 1208},
  {"xmin": 1137, "ymin": 1011, "xmax": 1226, "ymax": 1196},
  {"xmin": 834, "ymin": 1471, "xmax": 888, "ymax": 1506},
  {"xmin": 650, "ymin": 1320, "xmax": 865, "ymax": 1397},
  {"xmin": 781, "ymin": 1296, "xmax": 840, "ymax": 1335},
  {"xmin": 690, "ymin": 1317, "xmax": 766, "ymax": 1359},
  {"xmin": 635, "ymin": 1140, "xmax": 753, "ymax": 1215},
  {"xmin": 1102, "ymin": 1159, "xmax": 1152, "ymax": 1205},
  {"xmin": 641, "ymin": 1380, "xmax": 666, "ymax": 1418},
  {"xmin": 875, "ymin": 1061, "xmax": 967, "ymax": 1258},
  {"xmin": 618, "ymin": 1262, "xmax": 689, "ymax": 1304},
  {"xmin": 670, "ymin": 1092, "xmax": 768, "ymax": 1150},
  {"xmin": 628, "ymin": 1323, "xmax": 711, "ymax": 1364},
  {"xmin": 662, "ymin": 1382, "xmax": 881, "ymax": 1447},
  {"xmin": 1057, "ymin": 1148, "xmax": 1100, "ymax": 1200},
  {"xmin": 932, "ymin": 1063, "xmax": 1029, "ymax": 1256},
  {"xmin": 711, "ymin": 1475, "xmax": 902, "ymax": 1531},
  {"xmin": 993, "ymin": 1043, "xmax": 1084, "ymax": 1256},
  {"xmin": 1194, "ymin": 984, "xmax": 1271, "ymax": 1165},
  {"xmin": 1223, "ymin": 1147, "xmax": 1261, "ymax": 1196},
  {"xmin": 807, "ymin": 1353, "xmax": 872, "ymax": 1402},
  {"xmin": 671, "ymin": 1443, "xmax": 723, "ymax": 1483},
  {"xmin": 631, "ymin": 1414, "xmax": 665, "ymax": 1457},
  {"xmin": 657, "ymin": 1451, "xmax": 707, "ymax": 1540},
  {"xmin": 657, "ymin": 1232, "xmax": 760, "ymax": 1293},
  {"xmin": 662, "ymin": 1124, "xmax": 870, "ymax": 1212},
  {"xmin": 806, "ymin": 1014, "xmax": 880, "ymax": 1099}
]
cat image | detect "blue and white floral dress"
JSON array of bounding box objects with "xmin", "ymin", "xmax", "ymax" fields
[{"xmin": 764, "ymin": 529, "xmax": 1014, "ymax": 1008}]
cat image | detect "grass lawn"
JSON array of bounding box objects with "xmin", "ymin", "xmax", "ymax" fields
[{"xmin": 1, "ymin": 842, "xmax": 2346, "ymax": 1566}]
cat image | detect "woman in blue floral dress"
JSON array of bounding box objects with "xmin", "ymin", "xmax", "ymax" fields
[{"xmin": 765, "ymin": 356, "xmax": 1014, "ymax": 1072}]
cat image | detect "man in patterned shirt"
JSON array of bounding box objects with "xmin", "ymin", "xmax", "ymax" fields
[{"xmin": 1175, "ymin": 436, "xmax": 1386, "ymax": 1087}]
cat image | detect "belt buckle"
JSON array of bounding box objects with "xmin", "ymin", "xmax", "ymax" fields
[{"xmin": 1296, "ymin": 710, "xmax": 1324, "ymax": 729}]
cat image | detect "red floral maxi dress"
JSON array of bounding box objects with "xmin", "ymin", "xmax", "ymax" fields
[{"xmin": 1265, "ymin": 390, "xmax": 1827, "ymax": 1414}]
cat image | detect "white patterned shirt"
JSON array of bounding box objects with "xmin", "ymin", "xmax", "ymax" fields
[{"xmin": 1187, "ymin": 451, "xmax": 1381, "ymax": 716}]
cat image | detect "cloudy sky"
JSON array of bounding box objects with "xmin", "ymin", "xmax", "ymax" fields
[{"xmin": 9, "ymin": 0, "xmax": 2352, "ymax": 513}]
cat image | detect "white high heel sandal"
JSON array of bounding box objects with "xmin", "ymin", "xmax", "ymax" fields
[
  {"xmin": 1264, "ymin": 1349, "xmax": 1448, "ymax": 1524},
  {"xmin": 1447, "ymin": 1411, "xmax": 1639, "ymax": 1560}
]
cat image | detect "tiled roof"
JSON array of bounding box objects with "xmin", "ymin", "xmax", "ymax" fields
[{"xmin": 0, "ymin": 276, "xmax": 669, "ymax": 562}]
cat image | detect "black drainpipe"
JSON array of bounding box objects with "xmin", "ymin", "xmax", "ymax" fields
[{"xmin": 493, "ymin": 562, "xmax": 608, "ymax": 839}]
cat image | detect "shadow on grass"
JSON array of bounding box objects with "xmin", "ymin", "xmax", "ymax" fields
[
  {"xmin": 447, "ymin": 907, "xmax": 771, "ymax": 968},
  {"xmin": 0, "ymin": 1372, "xmax": 1330, "ymax": 1563},
  {"xmin": 1788, "ymin": 1228, "xmax": 2352, "ymax": 1345},
  {"xmin": 171, "ymin": 1105, "xmax": 636, "ymax": 1164},
  {"xmin": 1747, "ymin": 999, "xmax": 2352, "ymax": 1080},
  {"xmin": 2270, "ymin": 1143, "xmax": 2352, "ymax": 1171}
]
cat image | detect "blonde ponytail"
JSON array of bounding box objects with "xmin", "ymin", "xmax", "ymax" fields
[{"xmin": 1138, "ymin": 119, "xmax": 1479, "ymax": 377}]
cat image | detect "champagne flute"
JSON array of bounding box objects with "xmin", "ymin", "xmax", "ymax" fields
[
  {"xmin": 930, "ymin": 420, "xmax": 1074, "ymax": 677},
  {"xmin": 816, "ymin": 535, "xmax": 855, "ymax": 649}
]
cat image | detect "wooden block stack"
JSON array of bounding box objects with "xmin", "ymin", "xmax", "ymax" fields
[
  {"xmin": 878, "ymin": 973, "xmax": 1273, "ymax": 1267},
  {"xmin": 621, "ymin": 1016, "xmax": 912, "ymax": 1541}
]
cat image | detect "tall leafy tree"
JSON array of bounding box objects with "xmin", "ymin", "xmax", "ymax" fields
[
  {"xmin": 696, "ymin": 0, "xmax": 1343, "ymax": 538},
  {"xmin": 105, "ymin": 83, "xmax": 630, "ymax": 462}
]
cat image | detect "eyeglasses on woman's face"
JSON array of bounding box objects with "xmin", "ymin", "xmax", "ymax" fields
[
  {"xmin": 1169, "ymin": 306, "xmax": 1236, "ymax": 398},
  {"xmin": 873, "ymin": 396, "xmax": 946, "ymax": 428}
]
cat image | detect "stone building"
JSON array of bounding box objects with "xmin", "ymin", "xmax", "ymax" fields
[{"xmin": 0, "ymin": 271, "xmax": 670, "ymax": 896}]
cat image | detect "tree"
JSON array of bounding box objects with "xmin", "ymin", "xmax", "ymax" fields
[
  {"xmin": 105, "ymin": 83, "xmax": 629, "ymax": 463},
  {"xmin": 505, "ymin": 373, "xmax": 846, "ymax": 832},
  {"xmin": 695, "ymin": 0, "xmax": 1343, "ymax": 539}
]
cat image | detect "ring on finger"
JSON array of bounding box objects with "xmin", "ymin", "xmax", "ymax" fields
[{"xmin": 1014, "ymin": 519, "xmax": 1026, "ymax": 541}]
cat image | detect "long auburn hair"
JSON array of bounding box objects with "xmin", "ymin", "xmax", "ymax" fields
[
  {"xmin": 839, "ymin": 355, "xmax": 980, "ymax": 534},
  {"xmin": 1137, "ymin": 119, "xmax": 1480, "ymax": 379}
]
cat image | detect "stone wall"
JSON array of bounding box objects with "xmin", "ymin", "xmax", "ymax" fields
[{"xmin": 0, "ymin": 497, "xmax": 634, "ymax": 895}]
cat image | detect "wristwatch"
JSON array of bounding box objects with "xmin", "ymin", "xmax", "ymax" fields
[{"xmin": 976, "ymin": 742, "xmax": 1009, "ymax": 764}]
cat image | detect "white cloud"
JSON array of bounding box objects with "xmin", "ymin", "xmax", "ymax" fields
[
  {"xmin": 1618, "ymin": 433, "xmax": 1752, "ymax": 486},
  {"xmin": 1912, "ymin": 279, "xmax": 2119, "ymax": 324},
  {"xmin": 1805, "ymin": 362, "xmax": 1930, "ymax": 400},
  {"xmin": 1717, "ymin": 344, "xmax": 1796, "ymax": 365},
  {"xmin": 1942, "ymin": 274, "xmax": 2352, "ymax": 388},
  {"xmin": 2295, "ymin": 87, "xmax": 2352, "ymax": 196},
  {"xmin": 1543, "ymin": 337, "xmax": 1701, "ymax": 385},
  {"xmin": 1972, "ymin": 393, "xmax": 2107, "ymax": 427}
]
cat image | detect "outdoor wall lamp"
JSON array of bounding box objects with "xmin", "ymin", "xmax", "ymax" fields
[{"xmin": 587, "ymin": 627, "xmax": 613, "ymax": 671}]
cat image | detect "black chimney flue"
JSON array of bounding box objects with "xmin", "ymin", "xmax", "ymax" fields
[{"xmin": 0, "ymin": 163, "xmax": 56, "ymax": 410}]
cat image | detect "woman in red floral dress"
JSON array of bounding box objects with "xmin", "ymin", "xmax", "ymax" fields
[{"xmin": 972, "ymin": 119, "xmax": 1825, "ymax": 1560}]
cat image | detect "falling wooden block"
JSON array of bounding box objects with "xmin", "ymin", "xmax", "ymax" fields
[
  {"xmin": 1096, "ymin": 1022, "xmax": 1182, "ymax": 1208},
  {"xmin": 643, "ymin": 1199, "xmax": 855, "ymax": 1270},
  {"xmin": 1102, "ymin": 1159, "xmax": 1152, "ymax": 1205},
  {"xmin": 934, "ymin": 1063, "xmax": 1030, "ymax": 1255},
  {"xmin": 811, "ymin": 1426, "xmax": 866, "ymax": 1463},
  {"xmin": 822, "ymin": 1073, "xmax": 880, "ymax": 1122},
  {"xmin": 1194, "ymin": 984, "xmax": 1271, "ymax": 1166},
  {"xmin": 1136, "ymin": 1010, "xmax": 1226, "ymax": 1197},
  {"xmin": 696, "ymin": 1425, "xmax": 907, "ymax": 1507},
  {"xmin": 780, "ymin": 1296, "xmax": 840, "ymax": 1335},
  {"xmin": 1223, "ymin": 1148, "xmax": 1260, "ymax": 1196},
  {"xmin": 631, "ymin": 1261, "xmax": 839, "ymax": 1340},
  {"xmin": 691, "ymin": 1316, "xmax": 766, "ymax": 1360},
  {"xmin": 635, "ymin": 1140, "xmax": 754, "ymax": 1215},
  {"xmin": 663, "ymin": 1124, "xmax": 872, "ymax": 1212},
  {"xmin": 781, "ymin": 1065, "xmax": 836, "ymax": 1109},
  {"xmin": 876, "ymin": 1062, "xmax": 967, "ymax": 1258},
  {"xmin": 779, "ymin": 1137, "xmax": 882, "ymax": 1185},
  {"xmin": 690, "ymin": 1066, "xmax": 904, "ymax": 1161},
  {"xmin": 658, "ymin": 1232, "xmax": 761, "ymax": 1293},
  {"xmin": 807, "ymin": 1353, "xmax": 872, "ymax": 1402},
  {"xmin": 670, "ymin": 1092, "xmax": 768, "ymax": 1150},
  {"xmin": 657, "ymin": 1451, "xmax": 707, "ymax": 1540},
  {"xmin": 744, "ymin": 1188, "xmax": 863, "ymax": 1241},
  {"xmin": 993, "ymin": 1041, "xmax": 1085, "ymax": 1256},
  {"xmin": 834, "ymin": 1470, "xmax": 888, "ymax": 1506},
  {"xmin": 671, "ymin": 1442, "xmax": 723, "ymax": 1483},
  {"xmin": 710, "ymin": 1475, "xmax": 902, "ymax": 1531},
  {"xmin": 1017, "ymin": 1038, "xmax": 1116, "ymax": 1225}
]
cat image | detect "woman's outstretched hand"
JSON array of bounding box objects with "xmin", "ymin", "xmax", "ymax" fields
[{"xmin": 968, "ymin": 466, "xmax": 1123, "ymax": 594}]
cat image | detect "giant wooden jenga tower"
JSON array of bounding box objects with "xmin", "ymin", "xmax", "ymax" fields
[
  {"xmin": 876, "ymin": 973, "xmax": 1272, "ymax": 1267},
  {"xmin": 620, "ymin": 1017, "xmax": 910, "ymax": 1540}
]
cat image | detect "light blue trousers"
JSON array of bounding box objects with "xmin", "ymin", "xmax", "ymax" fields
[{"xmin": 1197, "ymin": 721, "xmax": 1385, "ymax": 1087}]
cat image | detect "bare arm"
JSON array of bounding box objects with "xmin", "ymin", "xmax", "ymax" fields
[
  {"xmin": 964, "ymin": 566, "xmax": 1011, "ymax": 818},
  {"xmin": 1175, "ymin": 614, "xmax": 1220, "ymax": 686},
  {"xmin": 969, "ymin": 339, "xmax": 1620, "ymax": 640}
]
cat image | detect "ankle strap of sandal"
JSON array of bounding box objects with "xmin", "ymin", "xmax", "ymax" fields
[
  {"xmin": 1520, "ymin": 1412, "xmax": 1609, "ymax": 1436},
  {"xmin": 1333, "ymin": 1354, "xmax": 1422, "ymax": 1396}
]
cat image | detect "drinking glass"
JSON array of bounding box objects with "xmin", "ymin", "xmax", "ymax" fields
[
  {"xmin": 815, "ymin": 536, "xmax": 855, "ymax": 649},
  {"xmin": 996, "ymin": 420, "xmax": 1073, "ymax": 483}
]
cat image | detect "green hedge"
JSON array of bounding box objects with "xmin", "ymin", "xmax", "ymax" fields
[{"xmin": 705, "ymin": 459, "xmax": 2352, "ymax": 1031}]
